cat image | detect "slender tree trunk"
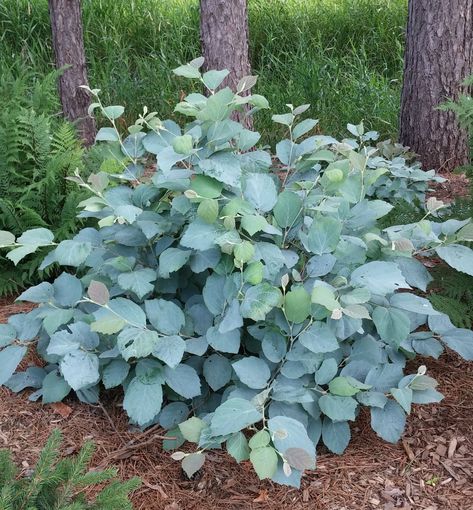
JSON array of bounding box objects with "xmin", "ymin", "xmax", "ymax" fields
[
  {"xmin": 399, "ymin": 0, "xmax": 473, "ymax": 171},
  {"xmin": 200, "ymin": 0, "xmax": 252, "ymax": 127},
  {"xmin": 48, "ymin": 0, "xmax": 96, "ymax": 146}
]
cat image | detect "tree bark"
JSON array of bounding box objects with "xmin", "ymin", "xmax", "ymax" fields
[
  {"xmin": 399, "ymin": 0, "xmax": 473, "ymax": 171},
  {"xmin": 48, "ymin": 0, "xmax": 96, "ymax": 146},
  {"xmin": 200, "ymin": 0, "xmax": 252, "ymax": 127}
]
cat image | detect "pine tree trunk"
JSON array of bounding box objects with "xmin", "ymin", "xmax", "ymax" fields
[
  {"xmin": 399, "ymin": 0, "xmax": 473, "ymax": 172},
  {"xmin": 48, "ymin": 0, "xmax": 96, "ymax": 146},
  {"xmin": 200, "ymin": 0, "xmax": 252, "ymax": 127}
]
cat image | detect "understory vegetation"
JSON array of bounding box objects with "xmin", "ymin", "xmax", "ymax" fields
[
  {"xmin": 0, "ymin": 429, "xmax": 140, "ymax": 509},
  {"xmin": 0, "ymin": 0, "xmax": 406, "ymax": 142},
  {"xmin": 1, "ymin": 61, "xmax": 472, "ymax": 487},
  {"xmin": 0, "ymin": 67, "xmax": 88, "ymax": 296}
]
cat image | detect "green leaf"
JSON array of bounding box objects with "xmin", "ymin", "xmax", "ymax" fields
[
  {"xmin": 181, "ymin": 219, "xmax": 222, "ymax": 251},
  {"xmin": 197, "ymin": 199, "xmax": 219, "ymax": 223},
  {"xmin": 202, "ymin": 69, "xmax": 229, "ymax": 90},
  {"xmin": 42, "ymin": 371, "xmax": 71, "ymax": 403},
  {"xmin": 372, "ymin": 306, "xmax": 410, "ymax": 348},
  {"xmin": 117, "ymin": 328, "xmax": 160, "ymax": 360},
  {"xmin": 370, "ymin": 400, "xmax": 406, "ymax": 443},
  {"xmin": 182, "ymin": 452, "xmax": 206, "ymax": 478},
  {"xmin": 292, "ymin": 118, "xmax": 318, "ymax": 140},
  {"xmin": 190, "ymin": 175, "xmax": 223, "ymax": 199},
  {"xmin": 391, "ymin": 387, "xmax": 412, "ymax": 414},
  {"xmin": 179, "ymin": 417, "xmax": 206, "ymax": 443},
  {"xmin": 226, "ymin": 432, "xmax": 250, "ymax": 463},
  {"xmin": 232, "ymin": 357, "xmax": 270, "ymax": 389},
  {"xmin": 234, "ymin": 241, "xmax": 255, "ymax": 263},
  {"xmin": 248, "ymin": 430, "xmax": 271, "ymax": 449},
  {"xmin": 163, "ymin": 428, "xmax": 185, "ymax": 451},
  {"xmin": 91, "ymin": 314, "xmax": 126, "ymax": 335},
  {"xmin": 303, "ymin": 216, "xmax": 341, "ymax": 255},
  {"xmin": 6, "ymin": 245, "xmax": 39, "ymax": 265},
  {"xmin": 199, "ymin": 152, "xmax": 242, "ymax": 188},
  {"xmin": 158, "ymin": 248, "xmax": 191, "ymax": 278},
  {"xmin": 53, "ymin": 273, "xmax": 82, "ymax": 307},
  {"xmin": 103, "ymin": 360, "xmax": 130, "ymax": 389},
  {"xmin": 350, "ymin": 262, "xmax": 410, "ymax": 296},
  {"xmin": 241, "ymin": 283, "xmax": 282, "ymax": 321},
  {"xmin": 243, "ymin": 174, "xmax": 278, "ymax": 212},
  {"xmin": 55, "ymin": 240, "xmax": 92, "ymax": 266},
  {"xmin": 164, "ymin": 364, "xmax": 201, "ymax": 399},
  {"xmin": 237, "ymin": 75, "xmax": 258, "ymax": 93},
  {"xmin": 284, "ymin": 287, "xmax": 311, "ymax": 323},
  {"xmin": 219, "ymin": 298, "xmax": 243, "ymax": 333},
  {"xmin": 103, "ymin": 105, "xmax": 124, "ymax": 119},
  {"xmin": 95, "ymin": 127, "xmax": 119, "ymax": 141},
  {"xmin": 267, "ymin": 416, "xmax": 315, "ymax": 467},
  {"xmin": 210, "ymin": 398, "xmax": 262, "ymax": 436},
  {"xmin": 240, "ymin": 214, "xmax": 267, "ymax": 236},
  {"xmin": 250, "ymin": 447, "xmax": 278, "ymax": 480},
  {"xmin": 0, "ymin": 345, "xmax": 27, "ymax": 385},
  {"xmin": 0, "ymin": 324, "xmax": 16, "ymax": 348},
  {"xmin": 203, "ymin": 354, "xmax": 232, "ymax": 391},
  {"xmin": 43, "ymin": 309, "xmax": 74, "ymax": 335},
  {"xmin": 173, "ymin": 63, "xmax": 202, "ymax": 79},
  {"xmin": 319, "ymin": 395, "xmax": 358, "ymax": 421},
  {"xmin": 17, "ymin": 228, "xmax": 54, "ymax": 246},
  {"xmin": 60, "ymin": 350, "xmax": 100, "ymax": 391},
  {"xmin": 243, "ymin": 261, "xmax": 264, "ymax": 284},
  {"xmin": 153, "ymin": 335, "xmax": 186, "ymax": 368},
  {"xmin": 206, "ymin": 326, "xmax": 240, "ymax": 353},
  {"xmin": 123, "ymin": 377, "xmax": 163, "ymax": 426},
  {"xmin": 311, "ymin": 286, "xmax": 339, "ymax": 311},
  {"xmin": 322, "ymin": 419, "xmax": 350, "ymax": 454},
  {"xmin": 315, "ymin": 358, "xmax": 338, "ymax": 385},
  {"xmin": 436, "ymin": 244, "xmax": 473, "ymax": 276},
  {"xmin": 172, "ymin": 134, "xmax": 193, "ymax": 155},
  {"xmin": 273, "ymin": 191, "xmax": 302, "ymax": 228},
  {"xmin": 357, "ymin": 391, "xmax": 388, "ymax": 409},
  {"xmin": 343, "ymin": 304, "xmax": 371, "ymax": 319},
  {"xmin": 299, "ymin": 322, "xmax": 338, "ymax": 353},
  {"xmin": 145, "ymin": 299, "xmax": 185, "ymax": 335},
  {"xmin": 17, "ymin": 282, "xmax": 53, "ymax": 303},
  {"xmin": 390, "ymin": 293, "xmax": 440, "ymax": 315},
  {"xmin": 272, "ymin": 113, "xmax": 294, "ymax": 126},
  {"xmin": 440, "ymin": 328, "xmax": 473, "ymax": 360},
  {"xmin": 0, "ymin": 230, "xmax": 15, "ymax": 246},
  {"xmin": 329, "ymin": 376, "xmax": 360, "ymax": 397},
  {"xmin": 118, "ymin": 268, "xmax": 156, "ymax": 299}
]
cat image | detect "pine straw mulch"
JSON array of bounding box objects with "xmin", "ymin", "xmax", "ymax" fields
[{"xmin": 0, "ymin": 301, "xmax": 472, "ymax": 510}]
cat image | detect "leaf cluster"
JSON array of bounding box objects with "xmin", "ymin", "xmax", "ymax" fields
[{"xmin": 1, "ymin": 60, "xmax": 473, "ymax": 487}]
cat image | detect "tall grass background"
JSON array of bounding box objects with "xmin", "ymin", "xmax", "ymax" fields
[{"xmin": 0, "ymin": 0, "xmax": 407, "ymax": 143}]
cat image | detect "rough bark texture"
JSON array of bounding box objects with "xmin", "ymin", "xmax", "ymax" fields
[
  {"xmin": 399, "ymin": 0, "xmax": 473, "ymax": 171},
  {"xmin": 200, "ymin": 0, "xmax": 252, "ymax": 127},
  {"xmin": 48, "ymin": 0, "xmax": 96, "ymax": 146}
]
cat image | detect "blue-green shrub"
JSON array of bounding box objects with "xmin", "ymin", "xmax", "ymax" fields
[{"xmin": 1, "ymin": 60, "xmax": 472, "ymax": 486}]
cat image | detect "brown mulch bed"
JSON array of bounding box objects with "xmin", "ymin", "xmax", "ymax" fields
[
  {"xmin": 1, "ymin": 302, "xmax": 473, "ymax": 510},
  {"xmin": 429, "ymin": 170, "xmax": 470, "ymax": 203}
]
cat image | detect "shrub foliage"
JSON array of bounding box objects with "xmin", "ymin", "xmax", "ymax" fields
[
  {"xmin": 1, "ymin": 60, "xmax": 473, "ymax": 486},
  {"xmin": 0, "ymin": 429, "xmax": 140, "ymax": 509}
]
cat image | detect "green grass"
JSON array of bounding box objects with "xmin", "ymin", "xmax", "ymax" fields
[{"xmin": 0, "ymin": 0, "xmax": 407, "ymax": 144}]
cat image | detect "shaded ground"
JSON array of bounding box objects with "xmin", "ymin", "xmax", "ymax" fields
[{"xmin": 1, "ymin": 301, "xmax": 472, "ymax": 510}]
